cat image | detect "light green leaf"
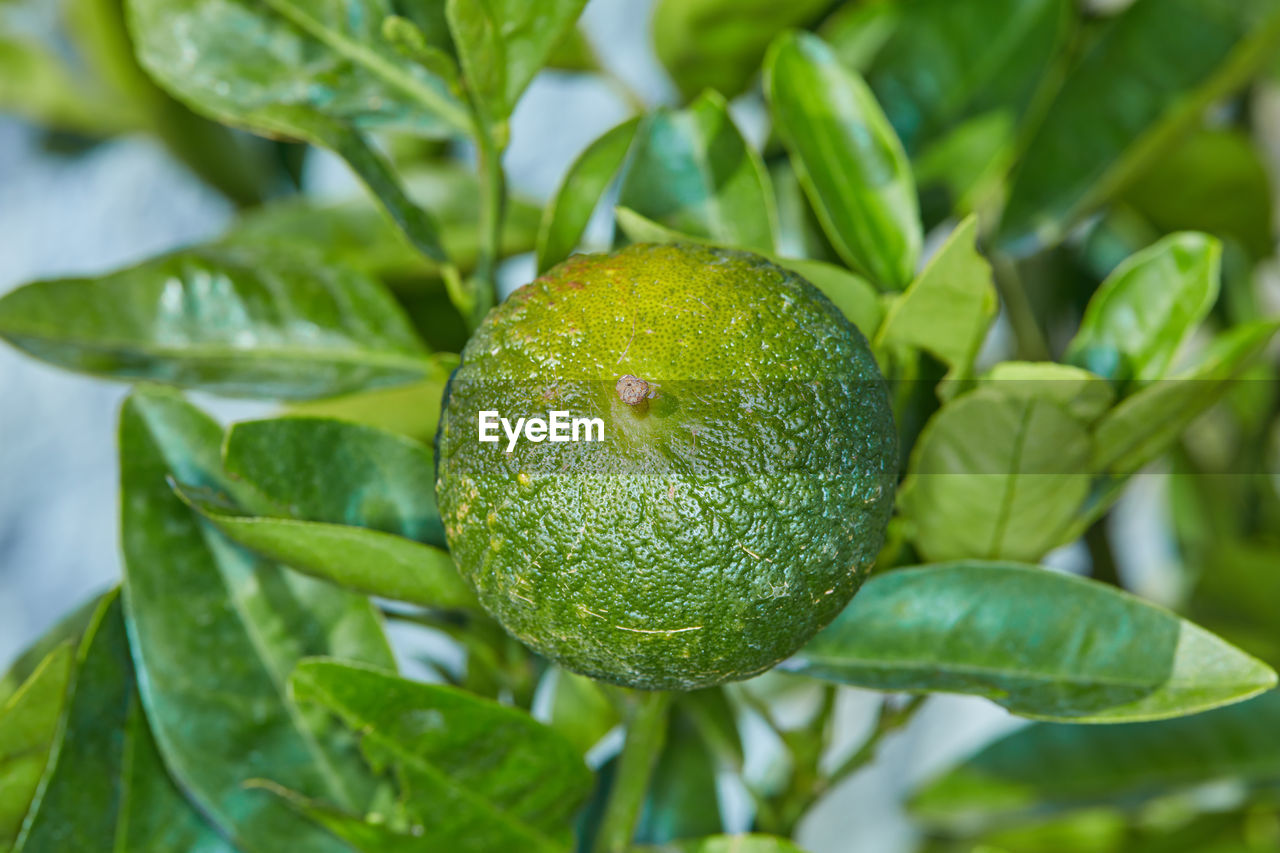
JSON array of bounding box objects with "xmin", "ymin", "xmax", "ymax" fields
[
  {"xmin": 537, "ymin": 117, "xmax": 641, "ymax": 273},
  {"xmin": 898, "ymin": 388, "xmax": 1091, "ymax": 562},
  {"xmin": 0, "ymin": 595, "xmax": 101, "ymax": 706},
  {"xmin": 1092, "ymin": 320, "xmax": 1280, "ymax": 475},
  {"xmin": 765, "ymin": 31, "xmax": 921, "ymax": 289},
  {"xmin": 1121, "ymin": 129, "xmax": 1275, "ymax": 259},
  {"xmin": 978, "ymin": 362, "xmax": 1115, "ymax": 424},
  {"xmin": 120, "ymin": 387, "xmax": 395, "ymax": 852},
  {"xmin": 287, "ymin": 659, "xmax": 594, "ymax": 851},
  {"xmin": 0, "ymin": 35, "xmax": 133, "ymax": 134},
  {"xmin": 0, "ymin": 645, "xmax": 73, "ymax": 847},
  {"xmin": 913, "ymin": 690, "xmax": 1280, "ymax": 827},
  {"xmin": 874, "ymin": 216, "xmax": 997, "ymax": 385},
  {"xmin": 863, "ymin": 0, "xmax": 1071, "ymax": 152},
  {"xmin": 446, "ymin": 0, "xmax": 588, "ymax": 120},
  {"xmin": 787, "ymin": 562, "xmax": 1277, "ymax": 723},
  {"xmin": 128, "ymin": 0, "xmax": 467, "ymax": 260},
  {"xmin": 652, "ymin": 0, "xmax": 831, "ymax": 101},
  {"xmin": 285, "ymin": 364, "xmax": 456, "ymax": 445},
  {"xmin": 0, "ymin": 245, "xmax": 434, "ymax": 400},
  {"xmin": 618, "ymin": 91, "xmax": 776, "ymax": 254},
  {"xmin": 997, "ymin": 0, "xmax": 1280, "ymax": 253},
  {"xmin": 818, "ymin": 0, "xmax": 900, "ymax": 74},
  {"xmin": 1066, "ymin": 233, "xmax": 1222, "ymax": 385}
]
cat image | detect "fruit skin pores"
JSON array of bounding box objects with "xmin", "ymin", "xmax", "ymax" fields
[{"xmin": 435, "ymin": 244, "xmax": 897, "ymax": 691}]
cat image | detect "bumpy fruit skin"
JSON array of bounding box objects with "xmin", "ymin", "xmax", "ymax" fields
[{"xmin": 435, "ymin": 244, "xmax": 896, "ymax": 690}]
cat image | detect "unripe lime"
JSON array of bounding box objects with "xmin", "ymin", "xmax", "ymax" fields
[{"xmin": 435, "ymin": 244, "xmax": 896, "ymax": 690}]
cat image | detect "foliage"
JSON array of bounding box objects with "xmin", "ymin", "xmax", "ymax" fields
[{"xmin": 2, "ymin": 0, "xmax": 1280, "ymax": 851}]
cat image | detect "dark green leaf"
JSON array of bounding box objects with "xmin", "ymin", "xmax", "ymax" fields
[
  {"xmin": 997, "ymin": 0, "xmax": 1280, "ymax": 253},
  {"xmin": 863, "ymin": 0, "xmax": 1071, "ymax": 152},
  {"xmin": 120, "ymin": 387, "xmax": 395, "ymax": 852},
  {"xmin": 678, "ymin": 689, "xmax": 743, "ymax": 772},
  {"xmin": 898, "ymin": 388, "xmax": 1091, "ymax": 562},
  {"xmin": 636, "ymin": 711, "xmax": 722, "ymax": 844},
  {"xmin": 446, "ymin": 0, "xmax": 588, "ymax": 120},
  {"xmin": 1092, "ymin": 320, "xmax": 1280, "ymax": 476},
  {"xmin": 1065, "ymin": 232, "xmax": 1221, "ymax": 385},
  {"xmin": 128, "ymin": 0, "xmax": 467, "ymax": 260},
  {"xmin": 652, "ymin": 0, "xmax": 831, "ymax": 101},
  {"xmin": 15, "ymin": 593, "xmax": 230, "ymax": 852},
  {"xmin": 913, "ymin": 690, "xmax": 1280, "ymax": 827},
  {"xmin": 765, "ymin": 31, "xmax": 921, "ymax": 289},
  {"xmin": 0, "ymin": 245, "xmax": 435, "ymax": 400},
  {"xmin": 787, "ymin": 562, "xmax": 1277, "ymax": 723},
  {"xmin": 537, "ymin": 117, "xmax": 641, "ymax": 273},
  {"xmin": 873, "ymin": 216, "xmax": 997, "ymax": 384},
  {"xmin": 1121, "ymin": 130, "xmax": 1275, "ymax": 259},
  {"xmin": 618, "ymin": 91, "xmax": 776, "ymax": 254},
  {"xmin": 288, "ymin": 659, "xmax": 594, "ymax": 851},
  {"xmin": 0, "ymin": 645, "xmax": 73, "ymax": 847}
]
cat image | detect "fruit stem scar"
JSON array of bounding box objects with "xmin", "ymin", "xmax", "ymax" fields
[{"xmin": 616, "ymin": 375, "xmax": 650, "ymax": 405}]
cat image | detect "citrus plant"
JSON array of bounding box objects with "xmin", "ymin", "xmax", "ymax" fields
[{"xmin": 2, "ymin": 1, "xmax": 1280, "ymax": 852}]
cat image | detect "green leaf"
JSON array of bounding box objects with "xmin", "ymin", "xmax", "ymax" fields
[
  {"xmin": 641, "ymin": 836, "xmax": 810, "ymax": 853},
  {"xmin": 912, "ymin": 690, "xmax": 1280, "ymax": 827},
  {"xmin": 898, "ymin": 388, "xmax": 1091, "ymax": 562},
  {"xmin": 818, "ymin": 0, "xmax": 900, "ymax": 74},
  {"xmin": 978, "ymin": 362, "xmax": 1115, "ymax": 425},
  {"xmin": 0, "ymin": 245, "xmax": 435, "ymax": 400},
  {"xmin": 765, "ymin": 31, "xmax": 921, "ymax": 289},
  {"xmin": 618, "ymin": 91, "xmax": 776, "ymax": 254},
  {"xmin": 1065, "ymin": 233, "xmax": 1222, "ymax": 385},
  {"xmin": 874, "ymin": 216, "xmax": 997, "ymax": 385},
  {"xmin": 14, "ymin": 592, "xmax": 231, "ymax": 852},
  {"xmin": 446, "ymin": 0, "xmax": 588, "ymax": 120},
  {"xmin": 128, "ymin": 0, "xmax": 467, "ymax": 260},
  {"xmin": 787, "ymin": 562, "xmax": 1277, "ymax": 723},
  {"xmin": 1120, "ymin": 129, "xmax": 1275, "ymax": 259},
  {"xmin": 863, "ymin": 0, "xmax": 1071, "ymax": 152},
  {"xmin": 119, "ymin": 387, "xmax": 395, "ymax": 852},
  {"xmin": 540, "ymin": 668, "xmax": 620, "ymax": 757},
  {"xmin": 636, "ymin": 711, "xmax": 722, "ymax": 844},
  {"xmin": 285, "ymin": 367, "xmax": 455, "ymax": 445},
  {"xmin": 0, "ymin": 594, "xmax": 102, "ymax": 706},
  {"xmin": 997, "ymin": 0, "xmax": 1280, "ymax": 253},
  {"xmin": 652, "ymin": 0, "xmax": 831, "ymax": 101},
  {"xmin": 287, "ymin": 659, "xmax": 594, "ymax": 851},
  {"xmin": 537, "ymin": 117, "xmax": 641, "ymax": 273},
  {"xmin": 0, "ymin": 35, "xmax": 133, "ymax": 134},
  {"xmin": 0, "ymin": 645, "xmax": 73, "ymax": 847},
  {"xmin": 678, "ymin": 689, "xmax": 743, "ymax": 773},
  {"xmin": 1092, "ymin": 320, "xmax": 1280, "ymax": 476}
]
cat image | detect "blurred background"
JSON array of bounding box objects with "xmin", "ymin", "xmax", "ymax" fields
[{"xmin": 3, "ymin": 0, "xmax": 1280, "ymax": 850}]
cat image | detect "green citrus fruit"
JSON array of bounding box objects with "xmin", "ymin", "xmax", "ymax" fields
[{"xmin": 435, "ymin": 243, "xmax": 896, "ymax": 690}]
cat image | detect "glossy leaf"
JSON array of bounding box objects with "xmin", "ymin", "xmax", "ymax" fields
[
  {"xmin": 765, "ymin": 31, "xmax": 921, "ymax": 289},
  {"xmin": 128, "ymin": 0, "xmax": 467, "ymax": 260},
  {"xmin": 0, "ymin": 645, "xmax": 73, "ymax": 847},
  {"xmin": 898, "ymin": 388, "xmax": 1091, "ymax": 562},
  {"xmin": 652, "ymin": 0, "xmax": 831, "ymax": 101},
  {"xmin": 446, "ymin": 0, "xmax": 588, "ymax": 119},
  {"xmin": 874, "ymin": 216, "xmax": 997, "ymax": 384},
  {"xmin": 537, "ymin": 117, "xmax": 641, "ymax": 273},
  {"xmin": 286, "ymin": 367, "xmax": 455, "ymax": 445},
  {"xmin": 863, "ymin": 0, "xmax": 1071, "ymax": 152},
  {"xmin": 787, "ymin": 562, "xmax": 1277, "ymax": 723},
  {"xmin": 978, "ymin": 362, "xmax": 1114, "ymax": 425},
  {"xmin": 0, "ymin": 246, "xmax": 433, "ymax": 400},
  {"xmin": 1092, "ymin": 320, "xmax": 1280, "ymax": 475},
  {"xmin": 1121, "ymin": 130, "xmax": 1275, "ymax": 259},
  {"xmin": 13, "ymin": 593, "xmax": 232, "ymax": 852},
  {"xmin": 120, "ymin": 387, "xmax": 394, "ymax": 852},
  {"xmin": 288, "ymin": 659, "xmax": 594, "ymax": 850},
  {"xmin": 1065, "ymin": 233, "xmax": 1221, "ymax": 385},
  {"xmin": 618, "ymin": 91, "xmax": 776, "ymax": 254},
  {"xmin": 997, "ymin": 0, "xmax": 1280, "ymax": 253},
  {"xmin": 913, "ymin": 690, "xmax": 1280, "ymax": 827}
]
